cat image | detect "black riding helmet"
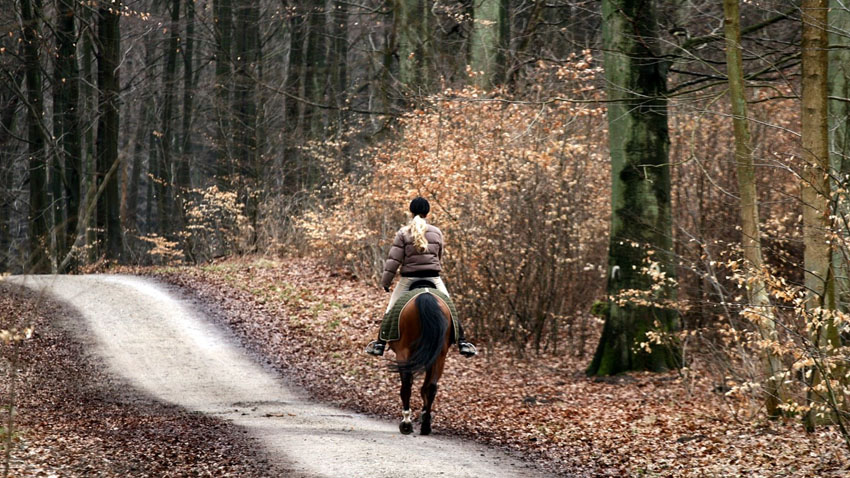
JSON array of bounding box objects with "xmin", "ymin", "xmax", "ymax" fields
[{"xmin": 409, "ymin": 197, "xmax": 430, "ymax": 217}]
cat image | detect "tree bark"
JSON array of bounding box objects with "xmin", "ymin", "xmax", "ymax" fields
[
  {"xmin": 331, "ymin": 0, "xmax": 348, "ymax": 109},
  {"xmin": 178, "ymin": 0, "xmax": 195, "ymax": 191},
  {"xmin": 81, "ymin": 4, "xmax": 97, "ymax": 264},
  {"xmin": 126, "ymin": 38, "xmax": 156, "ymax": 235},
  {"xmin": 157, "ymin": 0, "xmax": 181, "ymax": 237},
  {"xmin": 234, "ymin": 0, "xmax": 260, "ymax": 244},
  {"xmin": 830, "ymin": 0, "xmax": 850, "ymax": 308},
  {"xmin": 801, "ymin": 0, "xmax": 840, "ymax": 430},
  {"xmin": 284, "ymin": 3, "xmax": 306, "ymax": 192},
  {"xmin": 0, "ymin": 72, "xmax": 17, "ymax": 270},
  {"xmin": 96, "ymin": 0, "xmax": 122, "ymax": 260},
  {"xmin": 587, "ymin": 0, "xmax": 681, "ymax": 376},
  {"xmin": 305, "ymin": 4, "xmax": 327, "ymax": 135},
  {"xmin": 722, "ymin": 0, "xmax": 785, "ymax": 417},
  {"xmin": 470, "ymin": 0, "xmax": 505, "ymax": 88},
  {"xmin": 53, "ymin": 0, "xmax": 82, "ymax": 271},
  {"xmin": 213, "ymin": 0, "xmax": 233, "ymax": 187},
  {"xmin": 20, "ymin": 0, "xmax": 49, "ymax": 273},
  {"xmin": 396, "ymin": 0, "xmax": 430, "ymax": 91}
]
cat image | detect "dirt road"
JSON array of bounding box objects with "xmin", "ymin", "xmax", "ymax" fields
[{"xmin": 10, "ymin": 275, "xmax": 547, "ymax": 478}]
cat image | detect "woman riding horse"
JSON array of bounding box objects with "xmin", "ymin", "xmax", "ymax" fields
[{"xmin": 365, "ymin": 197, "xmax": 477, "ymax": 357}]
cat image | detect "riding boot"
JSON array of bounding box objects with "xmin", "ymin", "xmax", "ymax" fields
[
  {"xmin": 366, "ymin": 338, "xmax": 386, "ymax": 356},
  {"xmin": 455, "ymin": 322, "xmax": 478, "ymax": 357}
]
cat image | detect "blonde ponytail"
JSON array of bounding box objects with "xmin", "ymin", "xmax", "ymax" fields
[{"xmin": 407, "ymin": 215, "xmax": 429, "ymax": 252}]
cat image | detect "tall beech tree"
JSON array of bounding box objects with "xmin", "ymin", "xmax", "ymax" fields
[
  {"xmin": 20, "ymin": 0, "xmax": 48, "ymax": 272},
  {"xmin": 232, "ymin": 0, "xmax": 260, "ymax": 237},
  {"xmin": 396, "ymin": 0, "xmax": 430, "ymax": 90},
  {"xmin": 586, "ymin": 0, "xmax": 680, "ymax": 376},
  {"xmin": 0, "ymin": 64, "xmax": 18, "ymax": 270},
  {"xmin": 53, "ymin": 0, "xmax": 82, "ymax": 270},
  {"xmin": 157, "ymin": 0, "xmax": 181, "ymax": 236},
  {"xmin": 213, "ymin": 0, "xmax": 233, "ymax": 187},
  {"xmin": 470, "ymin": 0, "xmax": 505, "ymax": 88},
  {"xmin": 284, "ymin": 4, "xmax": 306, "ymax": 193},
  {"xmin": 179, "ymin": 0, "xmax": 196, "ymax": 190},
  {"xmin": 81, "ymin": 3, "xmax": 97, "ymax": 263},
  {"xmin": 801, "ymin": 0, "xmax": 840, "ymax": 430},
  {"xmin": 96, "ymin": 0, "xmax": 122, "ymax": 260},
  {"xmin": 722, "ymin": 0, "xmax": 785, "ymax": 417},
  {"xmin": 830, "ymin": 0, "xmax": 850, "ymax": 306},
  {"xmin": 304, "ymin": 4, "xmax": 327, "ymax": 136}
]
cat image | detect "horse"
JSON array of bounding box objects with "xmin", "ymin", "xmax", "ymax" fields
[{"xmin": 388, "ymin": 282, "xmax": 452, "ymax": 435}]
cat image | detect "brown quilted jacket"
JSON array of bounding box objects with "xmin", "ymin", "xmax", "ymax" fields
[{"xmin": 380, "ymin": 224, "xmax": 444, "ymax": 289}]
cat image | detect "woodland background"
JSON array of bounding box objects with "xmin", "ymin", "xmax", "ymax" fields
[{"xmin": 2, "ymin": 0, "xmax": 850, "ymax": 470}]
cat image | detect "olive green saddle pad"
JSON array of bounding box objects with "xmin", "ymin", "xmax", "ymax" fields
[{"xmin": 379, "ymin": 288, "xmax": 459, "ymax": 343}]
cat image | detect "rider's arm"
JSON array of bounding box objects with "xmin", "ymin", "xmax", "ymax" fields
[{"xmin": 381, "ymin": 231, "xmax": 405, "ymax": 289}]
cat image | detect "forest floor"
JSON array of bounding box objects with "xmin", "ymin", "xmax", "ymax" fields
[
  {"xmin": 0, "ymin": 282, "xmax": 280, "ymax": 477},
  {"xmin": 143, "ymin": 256, "xmax": 849, "ymax": 478}
]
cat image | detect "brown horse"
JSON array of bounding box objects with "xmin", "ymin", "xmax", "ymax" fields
[{"xmin": 388, "ymin": 287, "xmax": 452, "ymax": 435}]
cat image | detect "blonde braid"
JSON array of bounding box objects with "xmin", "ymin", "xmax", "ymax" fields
[{"xmin": 407, "ymin": 215, "xmax": 429, "ymax": 252}]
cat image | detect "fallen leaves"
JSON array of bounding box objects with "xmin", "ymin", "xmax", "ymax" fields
[{"xmin": 145, "ymin": 256, "xmax": 850, "ymax": 477}]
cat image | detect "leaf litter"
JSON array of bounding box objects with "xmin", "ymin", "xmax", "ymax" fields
[{"xmin": 141, "ymin": 257, "xmax": 849, "ymax": 478}]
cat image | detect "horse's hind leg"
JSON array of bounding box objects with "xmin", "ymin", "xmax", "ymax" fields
[
  {"xmin": 419, "ymin": 381, "xmax": 438, "ymax": 435},
  {"xmin": 399, "ymin": 372, "xmax": 414, "ymax": 435},
  {"xmin": 419, "ymin": 359, "xmax": 444, "ymax": 436}
]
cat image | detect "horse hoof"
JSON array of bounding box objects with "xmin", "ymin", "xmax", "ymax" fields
[{"xmin": 399, "ymin": 421, "xmax": 414, "ymax": 435}]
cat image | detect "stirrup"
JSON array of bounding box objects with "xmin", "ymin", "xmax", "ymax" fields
[
  {"xmin": 458, "ymin": 341, "xmax": 478, "ymax": 357},
  {"xmin": 365, "ymin": 340, "xmax": 385, "ymax": 356}
]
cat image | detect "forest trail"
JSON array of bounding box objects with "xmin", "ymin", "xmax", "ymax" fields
[{"xmin": 8, "ymin": 274, "xmax": 546, "ymax": 478}]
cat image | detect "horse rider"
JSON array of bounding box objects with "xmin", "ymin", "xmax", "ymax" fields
[{"xmin": 365, "ymin": 197, "xmax": 478, "ymax": 357}]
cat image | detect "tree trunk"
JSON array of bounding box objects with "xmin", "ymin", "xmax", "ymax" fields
[
  {"xmin": 179, "ymin": 0, "xmax": 195, "ymax": 190},
  {"xmin": 331, "ymin": 0, "xmax": 348, "ymax": 108},
  {"xmin": 213, "ymin": 0, "xmax": 233, "ymax": 187},
  {"xmin": 0, "ymin": 71, "xmax": 18, "ymax": 271},
  {"xmin": 470, "ymin": 0, "xmax": 505, "ymax": 88},
  {"xmin": 53, "ymin": 0, "xmax": 82, "ymax": 272},
  {"xmin": 96, "ymin": 0, "xmax": 122, "ymax": 260},
  {"xmin": 830, "ymin": 0, "xmax": 850, "ymax": 308},
  {"xmin": 305, "ymin": 4, "xmax": 327, "ymax": 136},
  {"xmin": 233, "ymin": 0, "xmax": 260, "ymax": 244},
  {"xmin": 172, "ymin": 0, "xmax": 196, "ymax": 246},
  {"xmin": 20, "ymin": 0, "xmax": 49, "ymax": 273},
  {"xmin": 801, "ymin": 0, "xmax": 840, "ymax": 430},
  {"xmin": 587, "ymin": 0, "xmax": 681, "ymax": 376},
  {"xmin": 722, "ymin": 0, "xmax": 785, "ymax": 417},
  {"xmin": 82, "ymin": 4, "xmax": 97, "ymax": 264},
  {"xmin": 157, "ymin": 0, "xmax": 181, "ymax": 238},
  {"xmin": 396, "ymin": 0, "xmax": 430, "ymax": 91},
  {"xmin": 284, "ymin": 4, "xmax": 306, "ymax": 192},
  {"xmin": 126, "ymin": 39, "xmax": 156, "ymax": 235}
]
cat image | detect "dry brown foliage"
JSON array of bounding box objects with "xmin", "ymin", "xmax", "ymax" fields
[
  {"xmin": 149, "ymin": 258, "xmax": 850, "ymax": 477},
  {"xmin": 298, "ymin": 57, "xmax": 608, "ymax": 353}
]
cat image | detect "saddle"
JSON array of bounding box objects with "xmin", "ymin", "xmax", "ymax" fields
[{"xmin": 379, "ymin": 285, "xmax": 459, "ymax": 343}]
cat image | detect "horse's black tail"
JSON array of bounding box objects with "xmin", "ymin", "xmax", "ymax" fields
[{"xmin": 390, "ymin": 293, "xmax": 448, "ymax": 375}]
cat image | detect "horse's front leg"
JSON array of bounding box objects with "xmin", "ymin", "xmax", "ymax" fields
[{"xmin": 399, "ymin": 371, "xmax": 414, "ymax": 435}]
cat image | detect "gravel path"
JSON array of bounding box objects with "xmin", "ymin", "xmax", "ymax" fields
[{"xmin": 10, "ymin": 274, "xmax": 546, "ymax": 478}]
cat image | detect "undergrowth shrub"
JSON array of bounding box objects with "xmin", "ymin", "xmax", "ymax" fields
[
  {"xmin": 666, "ymin": 92, "xmax": 850, "ymax": 437},
  {"xmin": 299, "ymin": 55, "xmax": 609, "ymax": 353},
  {"xmin": 183, "ymin": 186, "xmax": 254, "ymax": 262}
]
